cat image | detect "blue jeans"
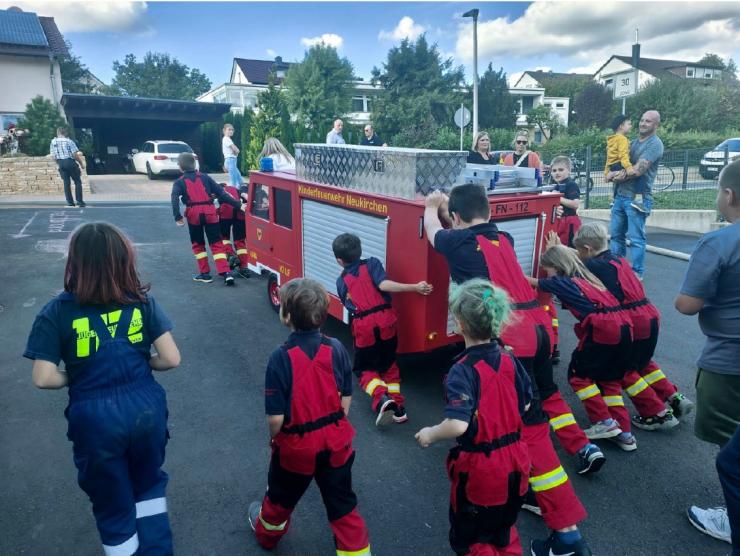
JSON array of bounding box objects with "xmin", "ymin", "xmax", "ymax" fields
[
  {"xmin": 610, "ymin": 194, "xmax": 647, "ymax": 276},
  {"xmin": 717, "ymin": 424, "xmax": 740, "ymax": 555},
  {"xmin": 225, "ymin": 156, "xmax": 243, "ymax": 186}
]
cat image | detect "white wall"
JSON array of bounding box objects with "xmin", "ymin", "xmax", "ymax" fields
[
  {"xmin": 0, "ymin": 55, "xmax": 63, "ymax": 114},
  {"xmin": 516, "ymin": 73, "xmax": 542, "ymax": 88},
  {"xmin": 594, "ymin": 58, "xmax": 655, "ymax": 90}
]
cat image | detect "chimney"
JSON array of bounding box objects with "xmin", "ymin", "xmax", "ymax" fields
[
  {"xmin": 631, "ymin": 42, "xmax": 640, "ymax": 70},
  {"xmin": 275, "ymin": 56, "xmax": 282, "ymax": 64}
]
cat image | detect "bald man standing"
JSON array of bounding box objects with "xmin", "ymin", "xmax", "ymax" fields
[
  {"xmin": 326, "ymin": 119, "xmax": 346, "ymax": 145},
  {"xmin": 608, "ymin": 110, "xmax": 663, "ymax": 279}
]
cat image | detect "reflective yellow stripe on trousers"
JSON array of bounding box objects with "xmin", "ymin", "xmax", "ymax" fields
[
  {"xmin": 625, "ymin": 377, "xmax": 650, "ymax": 397},
  {"xmin": 603, "ymin": 395, "xmax": 625, "ymax": 407},
  {"xmin": 259, "ymin": 514, "xmax": 287, "ymax": 532},
  {"xmin": 529, "ymin": 465, "xmax": 569, "ymax": 492},
  {"xmin": 575, "ymin": 384, "xmax": 600, "ymax": 401},
  {"xmin": 549, "ymin": 413, "xmax": 577, "ymax": 431},
  {"xmin": 643, "ymin": 369, "xmax": 666, "ymax": 385},
  {"xmin": 364, "ymin": 378, "xmax": 387, "ymax": 396},
  {"xmin": 387, "ymin": 383, "xmax": 400, "ymax": 394},
  {"xmin": 337, "ymin": 546, "xmax": 372, "ymax": 556},
  {"xmin": 195, "ymin": 252, "xmax": 208, "ymax": 259}
]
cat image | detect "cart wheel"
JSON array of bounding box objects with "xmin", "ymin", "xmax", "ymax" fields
[{"xmin": 267, "ymin": 274, "xmax": 280, "ymax": 313}]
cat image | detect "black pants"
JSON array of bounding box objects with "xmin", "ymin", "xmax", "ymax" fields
[
  {"xmin": 57, "ymin": 158, "xmax": 83, "ymax": 205},
  {"xmin": 515, "ymin": 326, "xmax": 551, "ymax": 427},
  {"xmin": 352, "ymin": 329, "xmax": 398, "ymax": 376}
]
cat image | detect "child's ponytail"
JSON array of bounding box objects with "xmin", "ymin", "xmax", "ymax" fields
[{"xmin": 449, "ymin": 278, "xmax": 511, "ymax": 341}]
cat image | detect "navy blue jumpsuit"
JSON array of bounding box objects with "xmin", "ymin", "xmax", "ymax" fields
[{"xmin": 24, "ymin": 293, "xmax": 173, "ymax": 555}]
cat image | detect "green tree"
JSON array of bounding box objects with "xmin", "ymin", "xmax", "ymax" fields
[
  {"xmin": 478, "ymin": 64, "xmax": 516, "ymax": 129},
  {"xmin": 284, "ymin": 44, "xmax": 354, "ymax": 134},
  {"xmin": 59, "ymin": 42, "xmax": 93, "ymax": 94},
  {"xmin": 526, "ymin": 105, "xmax": 562, "ymax": 141},
  {"xmin": 247, "ymin": 78, "xmax": 293, "ymax": 169},
  {"xmin": 573, "ymin": 83, "xmax": 615, "ymax": 130},
  {"xmin": 371, "ymin": 35, "xmax": 465, "ymax": 148},
  {"xmin": 17, "ymin": 96, "xmax": 67, "ymax": 156},
  {"xmin": 108, "ymin": 52, "xmax": 211, "ymax": 100}
]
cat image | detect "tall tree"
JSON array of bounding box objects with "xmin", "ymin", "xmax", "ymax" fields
[
  {"xmin": 572, "ymin": 83, "xmax": 615, "ymax": 130},
  {"xmin": 526, "ymin": 105, "xmax": 563, "ymax": 142},
  {"xmin": 58, "ymin": 42, "xmax": 93, "ymax": 94},
  {"xmin": 108, "ymin": 52, "xmax": 211, "ymax": 100},
  {"xmin": 371, "ymin": 35, "xmax": 465, "ymax": 147},
  {"xmin": 17, "ymin": 96, "xmax": 67, "ymax": 156},
  {"xmin": 478, "ymin": 64, "xmax": 516, "ymax": 129},
  {"xmin": 247, "ymin": 77, "xmax": 292, "ymax": 169},
  {"xmin": 283, "ymin": 44, "xmax": 354, "ymax": 134}
]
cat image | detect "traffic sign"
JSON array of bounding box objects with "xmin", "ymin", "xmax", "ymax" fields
[
  {"xmin": 454, "ymin": 106, "xmax": 471, "ymax": 128},
  {"xmin": 613, "ymin": 71, "xmax": 638, "ymax": 99}
]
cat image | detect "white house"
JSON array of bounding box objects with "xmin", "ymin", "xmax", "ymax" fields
[
  {"xmin": 197, "ymin": 56, "xmax": 380, "ymax": 124},
  {"xmin": 593, "ymin": 54, "xmax": 724, "ymax": 92},
  {"xmin": 507, "ymin": 86, "xmax": 570, "ymax": 143},
  {"xmin": 0, "ymin": 7, "xmax": 67, "ymax": 132}
]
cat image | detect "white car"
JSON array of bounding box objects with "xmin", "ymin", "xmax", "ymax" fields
[
  {"xmin": 131, "ymin": 140, "xmax": 199, "ymax": 179},
  {"xmin": 700, "ymin": 138, "xmax": 740, "ymax": 179}
]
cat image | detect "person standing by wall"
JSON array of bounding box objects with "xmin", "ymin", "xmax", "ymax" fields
[
  {"xmin": 50, "ymin": 127, "xmax": 86, "ymax": 208},
  {"xmin": 501, "ymin": 130, "xmax": 543, "ymax": 171},
  {"xmin": 676, "ymin": 159, "xmax": 740, "ymax": 554},
  {"xmin": 326, "ymin": 119, "xmax": 346, "ymax": 145},
  {"xmin": 222, "ymin": 123, "xmax": 244, "ymax": 187},
  {"xmin": 360, "ymin": 124, "xmax": 387, "ymax": 147},
  {"xmin": 608, "ymin": 110, "xmax": 664, "ymax": 279},
  {"xmin": 467, "ymin": 131, "xmax": 498, "ymax": 165}
]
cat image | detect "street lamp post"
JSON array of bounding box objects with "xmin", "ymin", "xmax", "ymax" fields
[{"xmin": 463, "ymin": 8, "xmax": 479, "ymax": 138}]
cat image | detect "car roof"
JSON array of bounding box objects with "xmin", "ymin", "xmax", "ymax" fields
[{"xmin": 146, "ymin": 140, "xmax": 190, "ymax": 144}]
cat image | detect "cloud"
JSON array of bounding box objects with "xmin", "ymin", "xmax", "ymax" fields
[
  {"xmin": 300, "ymin": 33, "xmax": 343, "ymax": 49},
  {"xmin": 0, "ymin": 1, "xmax": 149, "ymax": 33},
  {"xmin": 455, "ymin": 2, "xmax": 740, "ymax": 70},
  {"xmin": 266, "ymin": 49, "xmax": 277, "ymax": 58},
  {"xmin": 379, "ymin": 16, "xmax": 426, "ymax": 42}
]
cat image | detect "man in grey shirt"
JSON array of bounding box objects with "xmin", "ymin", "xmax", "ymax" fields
[
  {"xmin": 676, "ymin": 159, "xmax": 740, "ymax": 551},
  {"xmin": 326, "ymin": 119, "xmax": 346, "ymax": 145},
  {"xmin": 608, "ymin": 110, "xmax": 663, "ymax": 278}
]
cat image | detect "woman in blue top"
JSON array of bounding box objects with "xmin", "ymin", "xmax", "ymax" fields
[{"xmin": 24, "ymin": 222, "xmax": 181, "ymax": 556}]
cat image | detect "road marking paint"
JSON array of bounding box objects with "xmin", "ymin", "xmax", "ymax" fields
[
  {"xmin": 35, "ymin": 239, "xmax": 70, "ymax": 256},
  {"xmin": 23, "ymin": 298, "xmax": 36, "ymax": 308},
  {"xmin": 10, "ymin": 211, "xmax": 38, "ymax": 239},
  {"xmin": 48, "ymin": 211, "xmax": 82, "ymax": 234}
]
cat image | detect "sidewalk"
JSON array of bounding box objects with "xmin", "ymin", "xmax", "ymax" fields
[{"xmin": 0, "ymin": 172, "xmax": 232, "ymax": 205}]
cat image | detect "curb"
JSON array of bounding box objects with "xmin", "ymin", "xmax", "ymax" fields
[{"xmin": 627, "ymin": 240, "xmax": 691, "ymax": 261}]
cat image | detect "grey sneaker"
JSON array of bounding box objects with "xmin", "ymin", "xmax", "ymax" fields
[
  {"xmin": 669, "ymin": 393, "xmax": 694, "ymax": 417},
  {"xmin": 583, "ymin": 420, "xmax": 622, "ymax": 440},
  {"xmin": 375, "ymin": 395, "xmax": 397, "ymax": 427},
  {"xmin": 248, "ymin": 501, "xmax": 262, "ymax": 531},
  {"xmin": 687, "ymin": 506, "xmax": 731, "ymax": 544},
  {"xmin": 607, "ymin": 432, "xmax": 637, "ymax": 452},
  {"xmin": 632, "ymin": 410, "xmax": 679, "ymax": 431}
]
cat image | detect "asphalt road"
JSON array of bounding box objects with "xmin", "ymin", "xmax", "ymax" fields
[{"xmin": 0, "ymin": 205, "xmax": 727, "ymax": 556}]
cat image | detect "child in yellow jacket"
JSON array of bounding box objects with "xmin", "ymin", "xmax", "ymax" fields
[{"xmin": 605, "ymin": 115, "xmax": 648, "ymax": 213}]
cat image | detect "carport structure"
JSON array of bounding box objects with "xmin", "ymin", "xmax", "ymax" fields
[{"xmin": 61, "ymin": 93, "xmax": 230, "ymax": 173}]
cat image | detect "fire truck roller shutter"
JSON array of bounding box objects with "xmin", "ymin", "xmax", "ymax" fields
[
  {"xmin": 445, "ymin": 217, "xmax": 539, "ymax": 336},
  {"xmin": 301, "ymin": 198, "xmax": 389, "ymax": 299}
]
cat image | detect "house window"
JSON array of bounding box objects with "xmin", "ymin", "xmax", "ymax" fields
[
  {"xmin": 556, "ymin": 102, "xmax": 564, "ymax": 108},
  {"xmin": 274, "ymin": 188, "xmax": 292, "ymax": 229},
  {"xmin": 522, "ymin": 96, "xmax": 534, "ymax": 112},
  {"xmin": 365, "ymin": 97, "xmax": 373, "ymax": 113},
  {"xmin": 534, "ymin": 131, "xmax": 543, "ymax": 144},
  {"xmin": 351, "ymin": 97, "xmax": 365, "ymax": 112},
  {"xmin": 604, "ymin": 78, "xmax": 614, "ymax": 91},
  {"xmin": 687, "ymin": 68, "xmax": 695, "ymax": 77},
  {"xmin": 544, "ymin": 102, "xmax": 551, "ymax": 107},
  {"xmin": 276, "ymin": 70, "xmax": 285, "ymax": 79}
]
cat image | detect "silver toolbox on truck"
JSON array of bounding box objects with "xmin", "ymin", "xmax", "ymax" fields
[{"xmin": 294, "ymin": 143, "xmax": 467, "ymax": 199}]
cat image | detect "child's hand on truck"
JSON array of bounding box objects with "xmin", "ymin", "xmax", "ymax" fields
[{"xmin": 415, "ymin": 281, "xmax": 433, "ymax": 295}]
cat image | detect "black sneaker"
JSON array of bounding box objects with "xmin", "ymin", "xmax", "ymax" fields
[
  {"xmin": 66, "ymin": 203, "xmax": 76, "ymax": 207},
  {"xmin": 576, "ymin": 443, "xmax": 605, "ymax": 475},
  {"xmin": 375, "ymin": 395, "xmax": 397, "ymax": 427},
  {"xmin": 632, "ymin": 409, "xmax": 679, "ymax": 431},
  {"xmin": 228, "ymin": 254, "xmax": 240, "ymax": 270},
  {"xmin": 521, "ymin": 488, "xmax": 541, "ymax": 516},
  {"xmin": 77, "ymin": 202, "xmax": 86, "ymax": 208},
  {"xmin": 223, "ymin": 272, "xmax": 235, "ymax": 286},
  {"xmin": 393, "ymin": 405, "xmax": 408, "ymax": 424},
  {"xmin": 193, "ymin": 273, "xmax": 213, "ymax": 283},
  {"xmin": 668, "ymin": 393, "xmax": 694, "ymax": 417},
  {"xmin": 248, "ymin": 501, "xmax": 261, "ymax": 531},
  {"xmin": 531, "ymin": 532, "xmax": 592, "ymax": 556}
]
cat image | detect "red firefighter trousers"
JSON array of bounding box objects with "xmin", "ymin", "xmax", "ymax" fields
[
  {"xmin": 354, "ymin": 332, "xmax": 405, "ymax": 410},
  {"xmin": 219, "ymin": 218, "xmax": 249, "ymax": 268},
  {"xmin": 187, "ymin": 221, "xmax": 230, "ymax": 275},
  {"xmin": 629, "ymin": 360, "xmax": 678, "ymax": 403},
  {"xmin": 464, "ymin": 529, "xmax": 522, "ymax": 556},
  {"xmin": 254, "ymin": 450, "xmax": 370, "ymax": 555}
]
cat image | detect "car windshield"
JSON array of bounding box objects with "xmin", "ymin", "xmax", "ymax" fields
[
  {"xmin": 715, "ymin": 140, "xmax": 740, "ymax": 151},
  {"xmin": 157, "ymin": 143, "xmax": 193, "ymax": 154}
]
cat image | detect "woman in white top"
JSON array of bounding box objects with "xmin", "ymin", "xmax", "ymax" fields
[{"xmin": 260, "ymin": 138, "xmax": 295, "ymax": 171}]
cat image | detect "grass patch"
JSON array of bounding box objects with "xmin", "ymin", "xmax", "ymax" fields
[{"xmin": 586, "ymin": 188, "xmax": 717, "ymax": 210}]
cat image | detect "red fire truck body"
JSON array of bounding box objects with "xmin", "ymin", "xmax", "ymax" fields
[{"xmin": 244, "ymin": 169, "xmax": 561, "ymax": 355}]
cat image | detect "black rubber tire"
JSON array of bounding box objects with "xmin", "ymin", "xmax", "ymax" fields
[
  {"xmin": 146, "ymin": 163, "xmax": 155, "ymax": 180},
  {"xmin": 267, "ymin": 274, "xmax": 280, "ymax": 313}
]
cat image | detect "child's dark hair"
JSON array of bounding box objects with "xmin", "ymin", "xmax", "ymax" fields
[
  {"xmin": 332, "ymin": 233, "xmax": 362, "ymax": 263},
  {"xmin": 448, "ymin": 183, "xmax": 490, "ymax": 223},
  {"xmin": 611, "ymin": 114, "xmax": 629, "ymax": 132},
  {"xmin": 449, "ymin": 278, "xmax": 510, "ymax": 341},
  {"xmin": 65, "ymin": 222, "xmax": 150, "ymax": 305},
  {"xmin": 279, "ymin": 278, "xmax": 329, "ymax": 330}
]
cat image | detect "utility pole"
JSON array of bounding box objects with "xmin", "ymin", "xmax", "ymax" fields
[{"xmin": 463, "ymin": 9, "xmax": 479, "ymax": 138}]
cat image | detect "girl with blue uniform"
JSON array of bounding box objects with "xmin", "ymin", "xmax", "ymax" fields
[{"xmin": 24, "ymin": 222, "xmax": 181, "ymax": 556}]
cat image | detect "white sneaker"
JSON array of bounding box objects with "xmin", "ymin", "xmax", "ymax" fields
[
  {"xmin": 583, "ymin": 420, "xmax": 622, "ymax": 440},
  {"xmin": 687, "ymin": 506, "xmax": 732, "ymax": 544}
]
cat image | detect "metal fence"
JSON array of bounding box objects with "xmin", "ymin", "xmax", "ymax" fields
[{"xmin": 545, "ymin": 146, "xmax": 734, "ymax": 210}]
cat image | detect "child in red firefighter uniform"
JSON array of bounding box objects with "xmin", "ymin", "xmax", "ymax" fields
[
  {"xmin": 332, "ymin": 233, "xmax": 433, "ymax": 427},
  {"xmin": 171, "ymin": 153, "xmax": 242, "ymax": 285},
  {"xmin": 248, "ymin": 278, "xmax": 371, "ymax": 556},
  {"xmin": 424, "ymin": 185, "xmax": 592, "ymax": 556},
  {"xmin": 549, "ymin": 156, "xmax": 582, "ymax": 248},
  {"xmin": 416, "ymin": 279, "xmax": 532, "ymax": 556},
  {"xmin": 218, "ymin": 182, "xmax": 251, "ymax": 278},
  {"xmin": 529, "ymin": 242, "xmax": 673, "ymax": 452},
  {"xmin": 573, "ymin": 222, "xmax": 693, "ymax": 426}
]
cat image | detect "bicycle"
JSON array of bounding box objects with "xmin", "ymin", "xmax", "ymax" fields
[{"xmin": 543, "ymin": 153, "xmax": 594, "ymax": 191}]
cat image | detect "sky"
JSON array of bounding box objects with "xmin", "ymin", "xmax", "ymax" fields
[{"xmin": 3, "ymin": 1, "xmax": 740, "ymax": 89}]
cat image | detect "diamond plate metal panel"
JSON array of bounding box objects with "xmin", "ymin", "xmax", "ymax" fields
[{"xmin": 295, "ymin": 144, "xmax": 467, "ymax": 199}]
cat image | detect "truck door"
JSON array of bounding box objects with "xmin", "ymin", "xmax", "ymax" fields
[{"xmin": 247, "ymin": 182, "xmax": 296, "ymax": 280}]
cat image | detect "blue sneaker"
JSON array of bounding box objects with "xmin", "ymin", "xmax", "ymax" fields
[
  {"xmin": 193, "ymin": 273, "xmax": 213, "ymax": 283},
  {"xmin": 531, "ymin": 533, "xmax": 593, "ymax": 556},
  {"xmin": 576, "ymin": 443, "xmax": 605, "ymax": 475}
]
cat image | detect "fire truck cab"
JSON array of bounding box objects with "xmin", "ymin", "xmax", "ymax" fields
[{"xmin": 244, "ymin": 144, "xmax": 561, "ymax": 356}]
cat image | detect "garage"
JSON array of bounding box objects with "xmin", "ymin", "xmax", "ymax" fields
[{"xmin": 61, "ymin": 93, "xmax": 230, "ymax": 174}]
